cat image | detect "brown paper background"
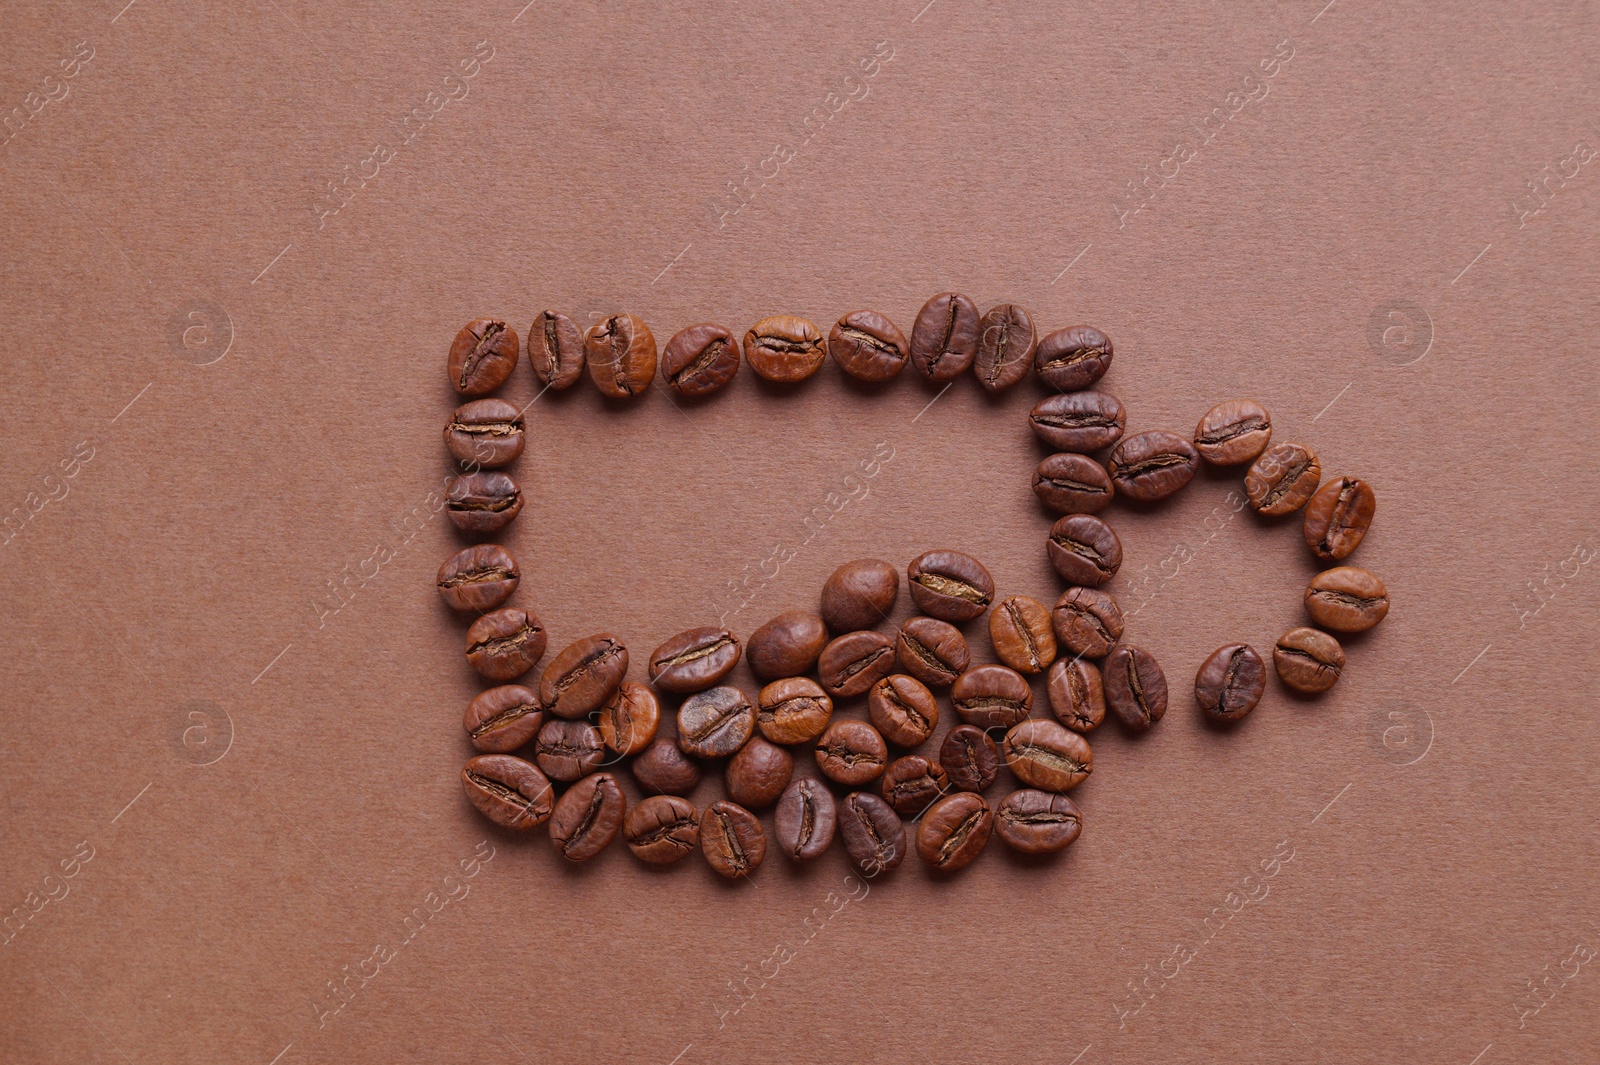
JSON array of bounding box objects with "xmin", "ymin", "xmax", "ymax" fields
[{"xmin": 3, "ymin": 1, "xmax": 1598, "ymax": 1062}]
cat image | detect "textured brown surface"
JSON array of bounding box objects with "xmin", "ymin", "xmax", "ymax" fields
[{"xmin": 3, "ymin": 2, "xmax": 1599, "ymax": 1063}]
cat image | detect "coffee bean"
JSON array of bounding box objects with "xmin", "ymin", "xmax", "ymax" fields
[
  {"xmin": 1004, "ymin": 719, "xmax": 1092, "ymax": 792},
  {"xmin": 464, "ymin": 684, "xmax": 543, "ymax": 753},
  {"xmin": 916, "ymin": 792, "xmax": 993, "ymax": 871},
  {"xmin": 828, "ymin": 309, "xmax": 909, "ymax": 382},
  {"xmin": 821, "ymin": 559, "xmax": 899, "ymax": 631},
  {"xmin": 909, "ymin": 292, "xmax": 980, "ymax": 382},
  {"xmin": 661, "ymin": 322, "xmax": 741, "ymax": 396},
  {"xmin": 896, "ymin": 616, "xmax": 969, "ymax": 688},
  {"xmin": 907, "ymin": 550, "xmax": 994, "ymax": 623},
  {"xmin": 597, "ymin": 681, "xmax": 660, "ymax": 755},
  {"xmin": 1305, "ymin": 566, "xmax": 1390, "ymax": 632},
  {"xmin": 1033, "ymin": 453, "xmax": 1114, "ymax": 514},
  {"xmin": 747, "ymin": 611, "xmax": 830, "ymax": 680},
  {"xmin": 880, "ymin": 754, "xmax": 949, "ymax": 816},
  {"xmin": 940, "ymin": 724, "xmax": 1000, "ymax": 791},
  {"xmin": 1107, "ymin": 430, "xmax": 1199, "ymax": 502},
  {"xmin": 726, "ymin": 736, "xmax": 794, "ymax": 810},
  {"xmin": 584, "ymin": 314, "xmax": 657, "ymax": 398},
  {"xmin": 774, "ymin": 778, "xmax": 836, "ymax": 861},
  {"xmin": 465, "ymin": 607, "xmax": 547, "ymax": 681},
  {"xmin": 529, "ymin": 310, "xmax": 584, "ymax": 390},
  {"xmin": 1046, "ymin": 514, "xmax": 1123, "ymax": 587},
  {"xmin": 631, "ymin": 737, "xmax": 702, "ymax": 796},
  {"xmin": 1051, "ymin": 588, "xmax": 1124, "ymax": 659},
  {"xmin": 868, "ymin": 674, "xmax": 939, "ymax": 747},
  {"xmin": 1274, "ymin": 627, "xmax": 1344, "ymax": 693},
  {"xmin": 437, "ymin": 544, "xmax": 519, "ymax": 613},
  {"xmin": 973, "ymin": 303, "xmax": 1036, "ymax": 393},
  {"xmin": 1245, "ymin": 442, "xmax": 1322, "ymax": 515},
  {"xmin": 534, "ymin": 718, "xmax": 604, "ymax": 781},
  {"xmin": 540, "ymin": 634, "xmax": 628, "ymax": 718},
  {"xmin": 1303, "ymin": 477, "xmax": 1376, "ymax": 561},
  {"xmin": 446, "ymin": 471, "xmax": 523, "ymax": 534},
  {"xmin": 1034, "ymin": 325, "xmax": 1112, "ymax": 391},
  {"xmin": 951, "ymin": 664, "xmax": 1033, "ymax": 729},
  {"xmin": 818, "ymin": 630, "xmax": 897, "ymax": 697},
  {"xmin": 1046, "ymin": 658, "xmax": 1105, "ymax": 733},
  {"xmin": 1194, "ymin": 644, "xmax": 1266, "ymax": 722},
  {"xmin": 461, "ymin": 754, "xmax": 553, "ymax": 830},
  {"xmin": 1194, "ymin": 399, "xmax": 1272, "ymax": 465},
  {"xmin": 815, "ymin": 720, "xmax": 888, "ymax": 786},
  {"xmin": 994, "ymin": 789, "xmax": 1082, "ymax": 854},
  {"xmin": 1104, "ymin": 644, "xmax": 1168, "ymax": 730},
  {"xmin": 989, "ymin": 595, "xmax": 1058, "ymax": 674},
  {"xmin": 648, "ymin": 626, "xmax": 742, "ymax": 693},
  {"xmin": 449, "ymin": 318, "xmax": 519, "ymax": 395},
  {"xmin": 1029, "ymin": 392, "xmax": 1126, "ymax": 452},
  {"xmin": 701, "ymin": 800, "xmax": 766, "ymax": 878},
  {"xmin": 549, "ymin": 772, "xmax": 626, "ymax": 862},
  {"xmin": 743, "ymin": 315, "xmax": 827, "ymax": 383},
  {"xmin": 444, "ymin": 398, "xmax": 525, "ymax": 468},
  {"xmin": 623, "ymin": 794, "xmax": 699, "ymax": 865},
  {"xmin": 756, "ymin": 678, "xmax": 834, "ymax": 745},
  {"xmin": 677, "ymin": 686, "xmax": 756, "ymax": 758},
  {"xmin": 839, "ymin": 792, "xmax": 905, "ymax": 875}
]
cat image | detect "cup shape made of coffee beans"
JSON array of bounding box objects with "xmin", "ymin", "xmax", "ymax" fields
[
  {"xmin": 631, "ymin": 737, "xmax": 701, "ymax": 796},
  {"xmin": 880, "ymin": 754, "xmax": 948, "ymax": 817},
  {"xmin": 529, "ymin": 310, "xmax": 585, "ymax": 389},
  {"xmin": 743, "ymin": 315, "xmax": 827, "ymax": 383},
  {"xmin": 940, "ymin": 724, "xmax": 1000, "ymax": 792},
  {"xmin": 446, "ymin": 471, "xmax": 523, "ymax": 534},
  {"xmin": 444, "ymin": 398, "xmax": 525, "ymax": 468},
  {"xmin": 909, "ymin": 292, "xmax": 981, "ymax": 382},
  {"xmin": 437, "ymin": 543, "xmax": 520, "ymax": 612},
  {"xmin": 995, "ymin": 790, "xmax": 1083, "ymax": 854},
  {"xmin": 1003, "ymin": 719, "xmax": 1093, "ymax": 792},
  {"xmin": 746, "ymin": 610, "xmax": 830, "ymax": 680},
  {"xmin": 449, "ymin": 318, "xmax": 519, "ymax": 395},
  {"xmin": 1273, "ymin": 627, "xmax": 1345, "ymax": 693},
  {"xmin": 549, "ymin": 772, "xmax": 626, "ymax": 862},
  {"xmin": 725, "ymin": 737, "xmax": 794, "ymax": 810},
  {"xmin": 534, "ymin": 718, "xmax": 605, "ymax": 782},
  {"xmin": 916, "ymin": 792, "xmax": 994, "ymax": 872},
  {"xmin": 1304, "ymin": 566, "xmax": 1390, "ymax": 632},
  {"xmin": 676, "ymin": 685, "xmax": 756, "ymax": 758},
  {"xmin": 1033, "ymin": 324, "xmax": 1113, "ymax": 391},
  {"xmin": 461, "ymin": 754, "xmax": 553, "ymax": 830},
  {"xmin": 839, "ymin": 792, "xmax": 905, "ymax": 875},
  {"xmin": 597, "ymin": 681, "xmax": 661, "ymax": 755},
  {"xmin": 584, "ymin": 313, "xmax": 657, "ymax": 398},
  {"xmin": 1193, "ymin": 644, "xmax": 1267, "ymax": 723},
  {"xmin": 539, "ymin": 634, "xmax": 628, "ymax": 717},
  {"xmin": 701, "ymin": 800, "xmax": 767, "ymax": 878},
  {"xmin": 989, "ymin": 595, "xmax": 1058, "ymax": 674},
  {"xmin": 828, "ymin": 309, "xmax": 909, "ymax": 382},
  {"xmin": 1046, "ymin": 658, "xmax": 1106, "ymax": 734},
  {"xmin": 1051, "ymin": 587, "xmax": 1124, "ymax": 659},
  {"xmin": 465, "ymin": 607, "xmax": 547, "ymax": 681},
  {"xmin": 1302, "ymin": 477, "xmax": 1377, "ymax": 561},
  {"xmin": 1107, "ymin": 430, "xmax": 1200, "ymax": 503},
  {"xmin": 1104, "ymin": 644, "xmax": 1169, "ymax": 730},
  {"xmin": 895, "ymin": 616, "xmax": 969, "ymax": 687},
  {"xmin": 1193, "ymin": 399, "xmax": 1272, "ymax": 465},
  {"xmin": 1245, "ymin": 442, "xmax": 1322, "ymax": 515},
  {"xmin": 906, "ymin": 550, "xmax": 994, "ymax": 623},
  {"xmin": 774, "ymin": 778, "xmax": 836, "ymax": 861},
  {"xmin": 647, "ymin": 626, "xmax": 742, "ymax": 693},
  {"xmin": 951, "ymin": 664, "xmax": 1033, "ymax": 729},
  {"xmin": 868, "ymin": 674, "xmax": 939, "ymax": 748},
  {"xmin": 1033, "ymin": 453, "xmax": 1114, "ymax": 514},
  {"xmin": 464, "ymin": 685, "xmax": 544, "ymax": 753},
  {"xmin": 815, "ymin": 720, "xmax": 888, "ymax": 786},
  {"xmin": 1046, "ymin": 514, "xmax": 1123, "ymax": 587},
  {"xmin": 756, "ymin": 677, "xmax": 834, "ymax": 745},
  {"xmin": 1029, "ymin": 391, "xmax": 1126, "ymax": 452},
  {"xmin": 973, "ymin": 303, "xmax": 1036, "ymax": 393},
  {"xmin": 660, "ymin": 322, "xmax": 741, "ymax": 397},
  {"xmin": 818, "ymin": 630, "xmax": 897, "ymax": 697},
  {"xmin": 624, "ymin": 795, "xmax": 700, "ymax": 865}
]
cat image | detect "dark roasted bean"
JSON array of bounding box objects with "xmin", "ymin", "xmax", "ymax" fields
[
  {"xmin": 648, "ymin": 626, "xmax": 742, "ymax": 693},
  {"xmin": 951, "ymin": 664, "xmax": 1033, "ymax": 729},
  {"xmin": 1104, "ymin": 644, "xmax": 1168, "ymax": 730},
  {"xmin": 437, "ymin": 543, "xmax": 520, "ymax": 613},
  {"xmin": 747, "ymin": 610, "xmax": 830, "ymax": 680},
  {"xmin": 909, "ymin": 292, "xmax": 980, "ymax": 382},
  {"xmin": 461, "ymin": 754, "xmax": 552, "ymax": 830},
  {"xmin": 989, "ymin": 595, "xmax": 1057, "ymax": 674},
  {"xmin": 677, "ymin": 686, "xmax": 756, "ymax": 758},
  {"xmin": 1194, "ymin": 399, "xmax": 1272, "ymax": 465},
  {"xmin": 549, "ymin": 772, "xmax": 625, "ymax": 861},
  {"xmin": 839, "ymin": 792, "xmax": 905, "ymax": 875},
  {"xmin": 631, "ymin": 737, "xmax": 701, "ymax": 796},
  {"xmin": 1107, "ymin": 430, "xmax": 1199, "ymax": 502},
  {"xmin": 1029, "ymin": 392, "xmax": 1126, "ymax": 452},
  {"xmin": 1046, "ymin": 514, "xmax": 1123, "ymax": 587},
  {"xmin": 1194, "ymin": 644, "xmax": 1266, "ymax": 722},
  {"xmin": 540, "ymin": 634, "xmax": 628, "ymax": 717},
  {"xmin": 1245, "ymin": 442, "xmax": 1322, "ymax": 515},
  {"xmin": 584, "ymin": 313, "xmax": 657, "ymax": 398},
  {"xmin": 529, "ymin": 310, "xmax": 584, "ymax": 390},
  {"xmin": 814, "ymin": 719, "xmax": 888, "ymax": 786},
  {"xmin": 1302, "ymin": 477, "xmax": 1377, "ymax": 561},
  {"xmin": 818, "ymin": 630, "xmax": 897, "ymax": 697},
  {"xmin": 868, "ymin": 674, "xmax": 939, "ymax": 747},
  {"xmin": 463, "ymin": 684, "xmax": 543, "ymax": 753},
  {"xmin": 895, "ymin": 616, "xmax": 969, "ymax": 688},
  {"xmin": 1046, "ymin": 658, "xmax": 1105, "ymax": 733},
  {"xmin": 1034, "ymin": 324, "xmax": 1112, "ymax": 391},
  {"xmin": 701, "ymin": 800, "xmax": 766, "ymax": 878},
  {"xmin": 1305, "ymin": 566, "xmax": 1390, "ymax": 632},
  {"xmin": 1273, "ymin": 627, "xmax": 1344, "ymax": 693},
  {"xmin": 445, "ymin": 471, "xmax": 523, "ymax": 534},
  {"xmin": 1051, "ymin": 587, "xmax": 1124, "ymax": 659},
  {"xmin": 743, "ymin": 315, "xmax": 826, "ymax": 383},
  {"xmin": 821, "ymin": 558, "xmax": 899, "ymax": 631},
  {"xmin": 465, "ymin": 607, "xmax": 547, "ymax": 681},
  {"xmin": 994, "ymin": 789, "xmax": 1082, "ymax": 854},
  {"xmin": 880, "ymin": 754, "xmax": 949, "ymax": 816},
  {"xmin": 725, "ymin": 736, "xmax": 794, "ymax": 810},
  {"xmin": 906, "ymin": 550, "xmax": 994, "ymax": 623},
  {"xmin": 1033, "ymin": 453, "xmax": 1114, "ymax": 514},
  {"xmin": 661, "ymin": 322, "xmax": 741, "ymax": 396},
  {"xmin": 624, "ymin": 795, "xmax": 699, "ymax": 865},
  {"xmin": 916, "ymin": 792, "xmax": 993, "ymax": 871},
  {"xmin": 597, "ymin": 681, "xmax": 660, "ymax": 755},
  {"xmin": 828, "ymin": 309, "xmax": 909, "ymax": 382},
  {"xmin": 774, "ymin": 778, "xmax": 836, "ymax": 861},
  {"xmin": 756, "ymin": 677, "xmax": 834, "ymax": 745},
  {"xmin": 1003, "ymin": 719, "xmax": 1092, "ymax": 792},
  {"xmin": 449, "ymin": 318, "xmax": 518, "ymax": 395},
  {"xmin": 940, "ymin": 724, "xmax": 999, "ymax": 792},
  {"xmin": 444, "ymin": 398, "xmax": 524, "ymax": 468},
  {"xmin": 973, "ymin": 303, "xmax": 1035, "ymax": 392},
  {"xmin": 534, "ymin": 718, "xmax": 604, "ymax": 782}
]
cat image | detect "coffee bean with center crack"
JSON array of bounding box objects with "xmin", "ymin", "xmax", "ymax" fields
[
  {"xmin": 661, "ymin": 322, "xmax": 741, "ymax": 397},
  {"xmin": 1046, "ymin": 658, "xmax": 1105, "ymax": 733},
  {"xmin": 463, "ymin": 684, "xmax": 543, "ymax": 753},
  {"xmin": 701, "ymin": 800, "xmax": 766, "ymax": 878},
  {"xmin": 818, "ymin": 630, "xmax": 897, "ymax": 697},
  {"xmin": 868, "ymin": 674, "xmax": 939, "ymax": 747},
  {"xmin": 1246, "ymin": 442, "xmax": 1322, "ymax": 515},
  {"xmin": 540, "ymin": 634, "xmax": 628, "ymax": 718},
  {"xmin": 437, "ymin": 543, "xmax": 520, "ymax": 612},
  {"xmin": 444, "ymin": 398, "xmax": 524, "ymax": 468},
  {"xmin": 549, "ymin": 772, "xmax": 626, "ymax": 862},
  {"xmin": 815, "ymin": 720, "xmax": 888, "ymax": 786},
  {"xmin": 896, "ymin": 616, "xmax": 969, "ymax": 688},
  {"xmin": 1030, "ymin": 391, "xmax": 1126, "ymax": 452},
  {"xmin": 446, "ymin": 471, "xmax": 523, "ymax": 534},
  {"xmin": 597, "ymin": 681, "xmax": 660, "ymax": 755},
  {"xmin": 534, "ymin": 718, "xmax": 604, "ymax": 782},
  {"xmin": 1305, "ymin": 566, "xmax": 1390, "ymax": 632},
  {"xmin": 774, "ymin": 778, "xmax": 836, "ymax": 861},
  {"xmin": 756, "ymin": 677, "xmax": 834, "ymax": 745},
  {"xmin": 951, "ymin": 664, "xmax": 1033, "ymax": 729},
  {"xmin": 880, "ymin": 754, "xmax": 949, "ymax": 816},
  {"xmin": 1194, "ymin": 644, "xmax": 1266, "ymax": 722},
  {"xmin": 624, "ymin": 795, "xmax": 699, "ymax": 865},
  {"xmin": 461, "ymin": 754, "xmax": 552, "ymax": 830},
  {"xmin": 676, "ymin": 686, "xmax": 756, "ymax": 758},
  {"xmin": 916, "ymin": 792, "xmax": 993, "ymax": 871},
  {"xmin": 1303, "ymin": 476, "xmax": 1377, "ymax": 561},
  {"xmin": 1273, "ymin": 627, "xmax": 1345, "ymax": 693},
  {"xmin": 1194, "ymin": 399, "xmax": 1272, "ymax": 465},
  {"xmin": 994, "ymin": 789, "xmax": 1082, "ymax": 854},
  {"xmin": 1107, "ymin": 430, "xmax": 1199, "ymax": 502},
  {"xmin": 584, "ymin": 314, "xmax": 657, "ymax": 398},
  {"xmin": 449, "ymin": 318, "xmax": 519, "ymax": 395},
  {"xmin": 989, "ymin": 595, "xmax": 1058, "ymax": 674},
  {"xmin": 1003, "ymin": 719, "xmax": 1093, "ymax": 792},
  {"xmin": 744, "ymin": 315, "xmax": 826, "ymax": 383},
  {"xmin": 1051, "ymin": 588, "xmax": 1124, "ymax": 659},
  {"xmin": 973, "ymin": 303, "xmax": 1035, "ymax": 392},
  {"xmin": 940, "ymin": 724, "xmax": 999, "ymax": 791},
  {"xmin": 1034, "ymin": 324, "xmax": 1113, "ymax": 391},
  {"xmin": 839, "ymin": 792, "xmax": 905, "ymax": 875},
  {"xmin": 1104, "ymin": 644, "xmax": 1168, "ymax": 730},
  {"xmin": 1034, "ymin": 453, "xmax": 1114, "ymax": 514},
  {"xmin": 465, "ymin": 607, "xmax": 547, "ymax": 681},
  {"xmin": 1047, "ymin": 514, "xmax": 1123, "ymax": 587},
  {"xmin": 529, "ymin": 310, "xmax": 584, "ymax": 390},
  {"xmin": 828, "ymin": 309, "xmax": 909, "ymax": 382},
  {"xmin": 648, "ymin": 626, "xmax": 741, "ymax": 693},
  {"xmin": 907, "ymin": 550, "xmax": 994, "ymax": 623},
  {"xmin": 909, "ymin": 292, "xmax": 980, "ymax": 382}
]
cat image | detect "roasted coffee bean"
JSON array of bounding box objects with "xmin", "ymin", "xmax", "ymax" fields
[
  {"xmin": 973, "ymin": 303, "xmax": 1036, "ymax": 393},
  {"xmin": 1104, "ymin": 644, "xmax": 1168, "ymax": 730},
  {"xmin": 461, "ymin": 754, "xmax": 553, "ymax": 830},
  {"xmin": 661, "ymin": 322, "xmax": 741, "ymax": 396},
  {"xmin": 465, "ymin": 607, "xmax": 547, "ymax": 681},
  {"xmin": 951, "ymin": 664, "xmax": 1033, "ymax": 729},
  {"xmin": 446, "ymin": 471, "xmax": 523, "ymax": 534},
  {"xmin": 989, "ymin": 595, "xmax": 1058, "ymax": 674},
  {"xmin": 584, "ymin": 314, "xmax": 657, "ymax": 398},
  {"xmin": 631, "ymin": 737, "xmax": 701, "ymax": 796},
  {"xmin": 829, "ymin": 309, "xmax": 909, "ymax": 382},
  {"xmin": 549, "ymin": 772, "xmax": 625, "ymax": 861},
  {"xmin": 1029, "ymin": 392, "xmax": 1126, "ymax": 452},
  {"xmin": 1046, "ymin": 658, "xmax": 1105, "ymax": 733},
  {"xmin": 597, "ymin": 681, "xmax": 660, "ymax": 755},
  {"xmin": 907, "ymin": 550, "xmax": 994, "ymax": 623},
  {"xmin": 756, "ymin": 678, "xmax": 834, "ymax": 745},
  {"xmin": 917, "ymin": 792, "xmax": 992, "ymax": 871},
  {"xmin": 677, "ymin": 686, "xmax": 756, "ymax": 758},
  {"xmin": 623, "ymin": 794, "xmax": 699, "ymax": 865},
  {"xmin": 449, "ymin": 318, "xmax": 519, "ymax": 395},
  {"xmin": 839, "ymin": 792, "xmax": 905, "ymax": 875},
  {"xmin": 1303, "ymin": 477, "xmax": 1376, "ymax": 561},
  {"xmin": 1305, "ymin": 566, "xmax": 1390, "ymax": 632},
  {"xmin": 1034, "ymin": 324, "xmax": 1112, "ymax": 391},
  {"xmin": 701, "ymin": 800, "xmax": 766, "ymax": 878},
  {"xmin": 1033, "ymin": 453, "xmax": 1114, "ymax": 514},
  {"xmin": 1194, "ymin": 399, "xmax": 1272, "ymax": 465},
  {"xmin": 1004, "ymin": 719, "xmax": 1092, "ymax": 792},
  {"xmin": 540, "ymin": 634, "xmax": 628, "ymax": 717},
  {"xmin": 444, "ymin": 398, "xmax": 525, "ymax": 468},
  {"xmin": 1274, "ymin": 627, "xmax": 1344, "ymax": 693},
  {"xmin": 815, "ymin": 719, "xmax": 888, "ymax": 786},
  {"xmin": 1108, "ymin": 430, "xmax": 1199, "ymax": 502},
  {"xmin": 1051, "ymin": 588, "xmax": 1124, "ymax": 659},
  {"xmin": 529, "ymin": 310, "xmax": 584, "ymax": 390},
  {"xmin": 437, "ymin": 543, "xmax": 520, "ymax": 613},
  {"xmin": 747, "ymin": 611, "xmax": 830, "ymax": 680},
  {"xmin": 995, "ymin": 790, "xmax": 1082, "ymax": 854},
  {"xmin": 648, "ymin": 626, "xmax": 741, "ymax": 693},
  {"xmin": 896, "ymin": 616, "xmax": 969, "ymax": 688},
  {"xmin": 821, "ymin": 559, "xmax": 899, "ymax": 631},
  {"xmin": 880, "ymin": 754, "xmax": 949, "ymax": 816},
  {"xmin": 774, "ymin": 778, "xmax": 836, "ymax": 861},
  {"xmin": 818, "ymin": 630, "xmax": 897, "ymax": 697},
  {"xmin": 940, "ymin": 724, "xmax": 1000, "ymax": 792},
  {"xmin": 743, "ymin": 315, "xmax": 826, "ymax": 383},
  {"xmin": 726, "ymin": 736, "xmax": 794, "ymax": 810},
  {"xmin": 464, "ymin": 684, "xmax": 543, "ymax": 753},
  {"xmin": 1047, "ymin": 514, "xmax": 1123, "ymax": 587},
  {"xmin": 534, "ymin": 718, "xmax": 604, "ymax": 781},
  {"xmin": 1194, "ymin": 644, "xmax": 1266, "ymax": 722},
  {"xmin": 868, "ymin": 674, "xmax": 939, "ymax": 747},
  {"xmin": 1245, "ymin": 442, "xmax": 1322, "ymax": 515},
  {"xmin": 909, "ymin": 292, "xmax": 980, "ymax": 382}
]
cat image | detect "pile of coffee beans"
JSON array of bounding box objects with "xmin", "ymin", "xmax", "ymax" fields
[{"xmin": 442, "ymin": 296, "xmax": 1389, "ymax": 878}]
